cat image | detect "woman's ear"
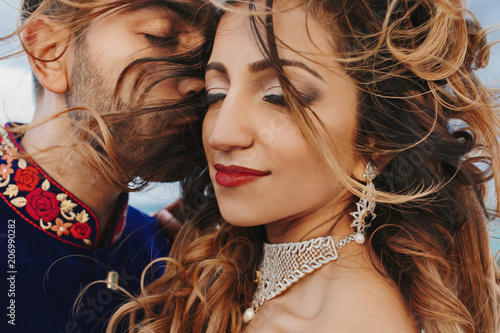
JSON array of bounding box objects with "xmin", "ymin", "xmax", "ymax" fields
[
  {"xmin": 23, "ymin": 17, "xmax": 73, "ymax": 95},
  {"xmin": 352, "ymin": 160, "xmax": 368, "ymax": 181},
  {"xmin": 352, "ymin": 155, "xmax": 384, "ymax": 181}
]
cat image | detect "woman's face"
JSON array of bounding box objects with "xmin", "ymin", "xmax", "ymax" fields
[{"xmin": 203, "ymin": 3, "xmax": 359, "ymax": 237}]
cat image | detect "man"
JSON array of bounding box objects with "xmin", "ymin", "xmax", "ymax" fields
[{"xmin": 0, "ymin": 0, "xmax": 205, "ymax": 332}]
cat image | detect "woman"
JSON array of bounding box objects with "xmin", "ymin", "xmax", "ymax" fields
[{"xmin": 109, "ymin": 0, "xmax": 500, "ymax": 332}]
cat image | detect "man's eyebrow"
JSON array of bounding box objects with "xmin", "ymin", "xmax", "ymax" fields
[
  {"xmin": 249, "ymin": 59, "xmax": 324, "ymax": 81},
  {"xmin": 124, "ymin": 1, "xmax": 195, "ymax": 22},
  {"xmin": 206, "ymin": 62, "xmax": 227, "ymax": 75}
]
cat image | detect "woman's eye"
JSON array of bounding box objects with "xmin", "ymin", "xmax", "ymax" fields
[
  {"xmin": 206, "ymin": 93, "xmax": 226, "ymax": 106},
  {"xmin": 263, "ymin": 94, "xmax": 286, "ymax": 106},
  {"xmin": 145, "ymin": 34, "xmax": 178, "ymax": 48},
  {"xmin": 263, "ymin": 92, "xmax": 317, "ymax": 107}
]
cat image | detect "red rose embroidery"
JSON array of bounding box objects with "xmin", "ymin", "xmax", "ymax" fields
[
  {"xmin": 25, "ymin": 188, "xmax": 60, "ymax": 222},
  {"xmin": 70, "ymin": 223, "xmax": 91, "ymax": 239},
  {"xmin": 14, "ymin": 166, "xmax": 40, "ymax": 192}
]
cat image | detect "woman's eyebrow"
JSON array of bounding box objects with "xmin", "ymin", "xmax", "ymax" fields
[
  {"xmin": 206, "ymin": 62, "xmax": 227, "ymax": 75},
  {"xmin": 249, "ymin": 59, "xmax": 324, "ymax": 81},
  {"xmin": 206, "ymin": 59, "xmax": 324, "ymax": 81}
]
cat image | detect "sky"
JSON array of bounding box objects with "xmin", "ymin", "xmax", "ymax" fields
[{"xmin": 0, "ymin": 0, "xmax": 499, "ymax": 222}]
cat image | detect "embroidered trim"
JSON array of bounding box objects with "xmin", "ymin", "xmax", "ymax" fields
[{"xmin": 0, "ymin": 125, "xmax": 128, "ymax": 249}]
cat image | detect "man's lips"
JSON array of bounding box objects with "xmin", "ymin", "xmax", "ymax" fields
[{"xmin": 214, "ymin": 164, "xmax": 270, "ymax": 187}]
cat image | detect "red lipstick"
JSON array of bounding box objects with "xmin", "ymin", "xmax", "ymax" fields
[{"xmin": 214, "ymin": 164, "xmax": 270, "ymax": 187}]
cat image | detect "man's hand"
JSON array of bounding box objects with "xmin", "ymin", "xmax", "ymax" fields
[{"xmin": 154, "ymin": 199, "xmax": 184, "ymax": 241}]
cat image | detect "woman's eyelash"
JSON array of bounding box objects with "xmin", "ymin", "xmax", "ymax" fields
[
  {"xmin": 205, "ymin": 91, "xmax": 317, "ymax": 108},
  {"xmin": 206, "ymin": 93, "xmax": 226, "ymax": 106},
  {"xmin": 263, "ymin": 93, "xmax": 317, "ymax": 107},
  {"xmin": 145, "ymin": 34, "xmax": 178, "ymax": 48},
  {"xmin": 302, "ymin": 94, "xmax": 317, "ymax": 104},
  {"xmin": 263, "ymin": 94, "xmax": 286, "ymax": 106}
]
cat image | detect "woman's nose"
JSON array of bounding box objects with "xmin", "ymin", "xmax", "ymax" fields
[{"xmin": 205, "ymin": 94, "xmax": 254, "ymax": 152}]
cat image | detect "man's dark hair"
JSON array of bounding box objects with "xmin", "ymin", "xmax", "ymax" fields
[{"xmin": 21, "ymin": 0, "xmax": 42, "ymax": 21}]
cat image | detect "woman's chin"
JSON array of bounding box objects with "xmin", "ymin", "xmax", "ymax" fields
[{"xmin": 219, "ymin": 211, "xmax": 266, "ymax": 228}]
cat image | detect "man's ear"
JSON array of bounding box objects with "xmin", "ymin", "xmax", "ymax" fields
[{"xmin": 23, "ymin": 17, "xmax": 73, "ymax": 95}]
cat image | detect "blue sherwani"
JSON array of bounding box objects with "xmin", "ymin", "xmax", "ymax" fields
[{"xmin": 0, "ymin": 125, "xmax": 171, "ymax": 332}]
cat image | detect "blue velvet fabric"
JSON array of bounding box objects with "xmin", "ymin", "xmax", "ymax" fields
[
  {"xmin": 0, "ymin": 126, "xmax": 171, "ymax": 332},
  {"xmin": 0, "ymin": 205, "xmax": 171, "ymax": 333}
]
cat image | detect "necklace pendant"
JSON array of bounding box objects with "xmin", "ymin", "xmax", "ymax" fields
[
  {"xmin": 249, "ymin": 233, "xmax": 358, "ymax": 318},
  {"xmin": 243, "ymin": 306, "xmax": 255, "ymax": 323}
]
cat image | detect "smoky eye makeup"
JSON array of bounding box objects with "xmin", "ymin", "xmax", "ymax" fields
[
  {"xmin": 288, "ymin": 73, "xmax": 321, "ymax": 104},
  {"xmin": 263, "ymin": 94, "xmax": 286, "ymax": 106},
  {"xmin": 271, "ymin": 70, "xmax": 322, "ymax": 103},
  {"xmin": 261, "ymin": 84, "xmax": 285, "ymax": 106},
  {"xmin": 261, "ymin": 89, "xmax": 319, "ymax": 109},
  {"xmin": 206, "ymin": 92, "xmax": 226, "ymax": 106},
  {"xmin": 205, "ymin": 73, "xmax": 228, "ymax": 108},
  {"xmin": 300, "ymin": 88, "xmax": 319, "ymax": 104},
  {"xmin": 261, "ymin": 82, "xmax": 320, "ymax": 108}
]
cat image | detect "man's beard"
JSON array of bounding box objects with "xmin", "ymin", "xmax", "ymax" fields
[
  {"xmin": 63, "ymin": 35, "xmax": 204, "ymax": 190},
  {"xmin": 66, "ymin": 36, "xmax": 115, "ymax": 120}
]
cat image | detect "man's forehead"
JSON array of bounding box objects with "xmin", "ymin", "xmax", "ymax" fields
[
  {"xmin": 114, "ymin": 0, "xmax": 199, "ymax": 22},
  {"xmin": 23, "ymin": 0, "xmax": 200, "ymax": 21}
]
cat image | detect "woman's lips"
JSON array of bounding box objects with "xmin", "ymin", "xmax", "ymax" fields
[{"xmin": 214, "ymin": 164, "xmax": 270, "ymax": 187}]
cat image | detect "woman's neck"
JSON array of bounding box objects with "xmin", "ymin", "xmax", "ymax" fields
[{"xmin": 265, "ymin": 201, "xmax": 354, "ymax": 244}]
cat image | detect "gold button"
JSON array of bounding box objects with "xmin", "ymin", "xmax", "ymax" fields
[{"xmin": 106, "ymin": 271, "xmax": 119, "ymax": 290}]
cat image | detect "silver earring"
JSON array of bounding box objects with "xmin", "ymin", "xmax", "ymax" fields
[{"xmin": 350, "ymin": 162, "xmax": 377, "ymax": 244}]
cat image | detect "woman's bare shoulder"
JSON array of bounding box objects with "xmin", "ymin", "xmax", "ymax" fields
[
  {"xmin": 245, "ymin": 247, "xmax": 420, "ymax": 333},
  {"xmin": 314, "ymin": 265, "xmax": 419, "ymax": 333}
]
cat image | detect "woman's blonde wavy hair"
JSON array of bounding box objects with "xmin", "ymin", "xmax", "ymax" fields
[
  {"xmin": 107, "ymin": 0, "xmax": 500, "ymax": 332},
  {"xmin": 0, "ymin": 0, "xmax": 211, "ymax": 190}
]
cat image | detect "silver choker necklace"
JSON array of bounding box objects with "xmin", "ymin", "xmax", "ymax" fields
[{"xmin": 242, "ymin": 232, "xmax": 358, "ymax": 323}]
